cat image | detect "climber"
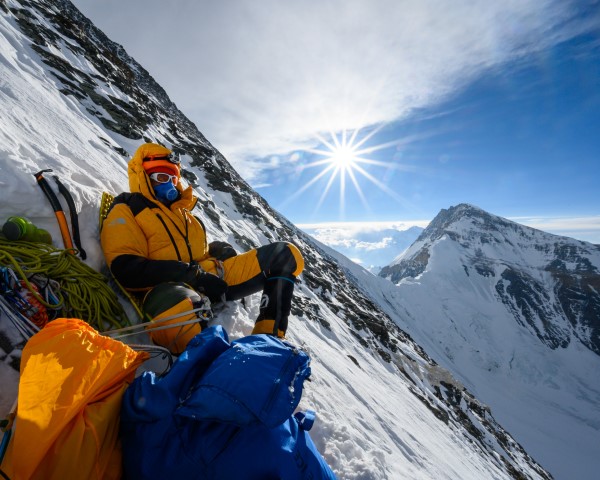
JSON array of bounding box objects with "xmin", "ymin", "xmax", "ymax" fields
[{"xmin": 100, "ymin": 142, "xmax": 304, "ymax": 344}]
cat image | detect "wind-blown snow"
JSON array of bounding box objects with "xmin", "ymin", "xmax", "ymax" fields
[{"xmin": 0, "ymin": 2, "xmax": 553, "ymax": 479}]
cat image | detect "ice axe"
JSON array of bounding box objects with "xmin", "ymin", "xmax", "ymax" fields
[
  {"xmin": 33, "ymin": 169, "xmax": 74, "ymax": 251},
  {"xmin": 53, "ymin": 175, "xmax": 87, "ymax": 259}
]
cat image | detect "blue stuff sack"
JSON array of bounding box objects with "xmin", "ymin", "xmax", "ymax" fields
[{"xmin": 177, "ymin": 332, "xmax": 311, "ymax": 428}]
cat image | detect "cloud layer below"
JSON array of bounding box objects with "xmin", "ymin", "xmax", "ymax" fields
[
  {"xmin": 511, "ymin": 215, "xmax": 600, "ymax": 244},
  {"xmin": 300, "ymin": 215, "xmax": 600, "ymax": 269}
]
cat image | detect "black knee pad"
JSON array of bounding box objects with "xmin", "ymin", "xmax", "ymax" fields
[{"xmin": 256, "ymin": 242, "xmax": 300, "ymax": 276}]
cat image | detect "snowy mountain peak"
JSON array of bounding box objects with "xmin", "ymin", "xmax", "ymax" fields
[
  {"xmin": 382, "ymin": 203, "xmax": 600, "ymax": 355},
  {"xmin": 415, "ymin": 202, "xmax": 544, "ymax": 247},
  {"xmin": 423, "ymin": 203, "xmax": 489, "ymax": 233},
  {"xmin": 378, "ymin": 203, "xmax": 600, "ymax": 479}
]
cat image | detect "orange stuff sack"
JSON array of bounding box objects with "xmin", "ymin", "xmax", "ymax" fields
[{"xmin": 1, "ymin": 318, "xmax": 148, "ymax": 480}]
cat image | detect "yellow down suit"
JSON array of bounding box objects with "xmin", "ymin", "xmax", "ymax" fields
[{"xmin": 101, "ymin": 143, "xmax": 304, "ymax": 338}]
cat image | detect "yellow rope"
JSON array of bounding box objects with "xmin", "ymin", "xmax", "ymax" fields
[{"xmin": 0, "ymin": 238, "xmax": 128, "ymax": 330}]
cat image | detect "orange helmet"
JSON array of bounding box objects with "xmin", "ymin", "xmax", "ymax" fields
[{"xmin": 142, "ymin": 152, "xmax": 181, "ymax": 177}]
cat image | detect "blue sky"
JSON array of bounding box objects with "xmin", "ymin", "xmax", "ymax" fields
[{"xmin": 71, "ymin": 0, "xmax": 600, "ymax": 242}]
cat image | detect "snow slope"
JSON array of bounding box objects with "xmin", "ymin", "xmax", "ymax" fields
[{"xmin": 0, "ymin": 1, "xmax": 551, "ymax": 478}]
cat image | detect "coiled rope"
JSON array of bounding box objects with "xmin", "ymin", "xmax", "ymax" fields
[{"xmin": 0, "ymin": 238, "xmax": 128, "ymax": 330}]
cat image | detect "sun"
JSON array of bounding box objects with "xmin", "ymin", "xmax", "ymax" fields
[
  {"xmin": 278, "ymin": 127, "xmax": 407, "ymax": 216},
  {"xmin": 328, "ymin": 144, "xmax": 358, "ymax": 170}
]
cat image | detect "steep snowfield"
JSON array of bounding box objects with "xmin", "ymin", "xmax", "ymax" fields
[{"xmin": 0, "ymin": 2, "xmax": 550, "ymax": 478}]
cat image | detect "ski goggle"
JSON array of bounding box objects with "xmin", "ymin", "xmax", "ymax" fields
[
  {"xmin": 149, "ymin": 172, "xmax": 179, "ymax": 185},
  {"xmin": 143, "ymin": 153, "xmax": 180, "ymax": 165}
]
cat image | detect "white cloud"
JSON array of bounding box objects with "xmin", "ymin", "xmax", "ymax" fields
[
  {"xmin": 510, "ymin": 215, "xmax": 600, "ymax": 244},
  {"xmin": 299, "ymin": 221, "xmax": 425, "ymax": 267},
  {"xmin": 297, "ymin": 220, "xmax": 430, "ymax": 231},
  {"xmin": 298, "ymin": 221, "xmax": 428, "ymax": 248},
  {"xmin": 72, "ymin": 0, "xmax": 591, "ymax": 183}
]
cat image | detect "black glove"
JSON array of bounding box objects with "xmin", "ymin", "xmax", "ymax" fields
[
  {"xmin": 208, "ymin": 241, "xmax": 237, "ymax": 261},
  {"xmin": 184, "ymin": 264, "xmax": 228, "ymax": 301}
]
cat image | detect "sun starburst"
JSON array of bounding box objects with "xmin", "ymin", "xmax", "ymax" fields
[{"xmin": 280, "ymin": 127, "xmax": 410, "ymax": 217}]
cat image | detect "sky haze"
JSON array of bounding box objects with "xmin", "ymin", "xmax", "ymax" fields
[{"xmin": 71, "ymin": 0, "xmax": 600, "ymax": 243}]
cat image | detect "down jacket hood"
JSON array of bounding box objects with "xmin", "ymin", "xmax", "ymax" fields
[{"xmin": 128, "ymin": 143, "xmax": 196, "ymax": 209}]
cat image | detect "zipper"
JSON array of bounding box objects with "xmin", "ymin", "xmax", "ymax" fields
[
  {"xmin": 262, "ymin": 347, "xmax": 300, "ymax": 416},
  {"xmin": 159, "ymin": 210, "xmax": 194, "ymax": 262},
  {"xmin": 155, "ymin": 213, "xmax": 182, "ymax": 261},
  {"xmin": 182, "ymin": 209, "xmax": 194, "ymax": 261}
]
